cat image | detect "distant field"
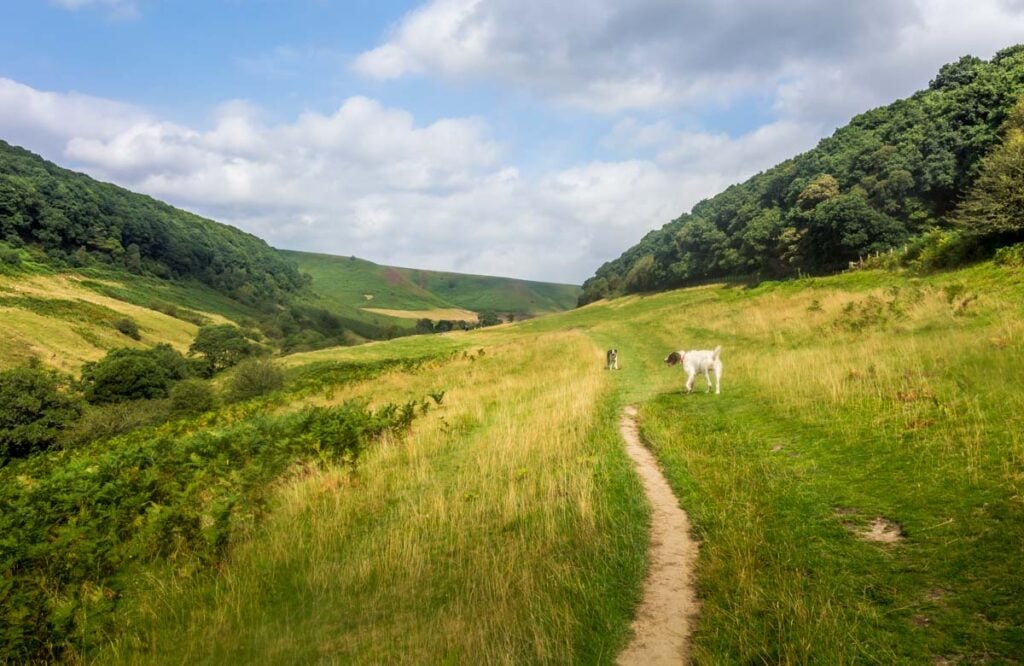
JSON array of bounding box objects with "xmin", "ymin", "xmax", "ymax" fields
[
  {"xmin": 362, "ymin": 307, "xmax": 479, "ymax": 321},
  {"xmin": 282, "ymin": 250, "xmax": 581, "ymax": 322}
]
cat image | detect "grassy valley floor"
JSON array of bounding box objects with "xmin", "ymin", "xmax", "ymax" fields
[{"xmin": 70, "ymin": 263, "xmax": 1024, "ymax": 663}]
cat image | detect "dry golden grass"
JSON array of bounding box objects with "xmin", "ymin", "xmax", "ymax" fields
[
  {"xmin": 361, "ymin": 306, "xmax": 479, "ymax": 321},
  {"xmin": 0, "ymin": 274, "xmax": 229, "ymax": 371},
  {"xmin": 101, "ymin": 330, "xmax": 647, "ymax": 664}
]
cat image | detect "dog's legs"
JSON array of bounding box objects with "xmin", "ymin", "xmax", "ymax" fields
[
  {"xmin": 704, "ymin": 368, "xmax": 712, "ymax": 392},
  {"xmin": 685, "ymin": 371, "xmax": 695, "ymax": 393},
  {"xmin": 714, "ymin": 363, "xmax": 722, "ymax": 394}
]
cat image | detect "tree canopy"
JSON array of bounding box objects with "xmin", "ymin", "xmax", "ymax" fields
[
  {"xmin": 0, "ymin": 363, "xmax": 82, "ymax": 460},
  {"xmin": 80, "ymin": 344, "xmax": 192, "ymax": 403},
  {"xmin": 0, "ymin": 141, "xmax": 307, "ymax": 306},
  {"xmin": 580, "ymin": 46, "xmax": 1024, "ymax": 304}
]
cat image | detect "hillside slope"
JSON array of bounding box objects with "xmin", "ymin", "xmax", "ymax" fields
[
  {"xmin": 283, "ymin": 250, "xmax": 581, "ymax": 321},
  {"xmin": 0, "ymin": 140, "xmax": 305, "ymax": 306},
  {"xmin": 581, "ymin": 45, "xmax": 1024, "ymax": 303}
]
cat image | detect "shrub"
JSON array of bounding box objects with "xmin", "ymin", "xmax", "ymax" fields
[
  {"xmin": 0, "ymin": 363, "xmax": 82, "ymax": 460},
  {"xmin": 227, "ymin": 358, "xmax": 285, "ymax": 402},
  {"xmin": 994, "ymin": 243, "xmax": 1024, "ymax": 268},
  {"xmin": 0, "ymin": 246, "xmax": 21, "ymax": 266},
  {"xmin": 169, "ymin": 379, "xmax": 216, "ymax": 416},
  {"xmin": 64, "ymin": 399, "xmax": 171, "ymax": 446},
  {"xmin": 113, "ymin": 317, "xmax": 141, "ymax": 340},
  {"xmin": 80, "ymin": 344, "xmax": 191, "ymax": 404},
  {"xmin": 904, "ymin": 229, "xmax": 979, "ymax": 273}
]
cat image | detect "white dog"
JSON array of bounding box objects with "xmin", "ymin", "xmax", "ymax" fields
[
  {"xmin": 606, "ymin": 348, "xmax": 619, "ymax": 370},
  {"xmin": 665, "ymin": 346, "xmax": 723, "ymax": 394}
]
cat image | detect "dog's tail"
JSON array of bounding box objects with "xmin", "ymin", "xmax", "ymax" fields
[{"xmin": 712, "ymin": 345, "xmax": 722, "ymax": 360}]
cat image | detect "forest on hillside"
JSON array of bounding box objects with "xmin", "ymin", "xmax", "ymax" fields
[
  {"xmin": 0, "ymin": 141, "xmax": 307, "ymax": 307},
  {"xmin": 580, "ymin": 45, "xmax": 1024, "ymax": 304}
]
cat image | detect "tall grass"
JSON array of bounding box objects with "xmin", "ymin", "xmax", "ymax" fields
[
  {"xmin": 29, "ymin": 262, "xmax": 1024, "ymax": 663},
  {"xmin": 100, "ymin": 332, "xmax": 647, "ymax": 664}
]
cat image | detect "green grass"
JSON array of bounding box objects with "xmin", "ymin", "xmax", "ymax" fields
[
  {"xmin": 6, "ymin": 261, "xmax": 1022, "ymax": 664},
  {"xmin": 97, "ymin": 331, "xmax": 647, "ymax": 664},
  {"xmin": 554, "ymin": 263, "xmax": 1024, "ymax": 664}
]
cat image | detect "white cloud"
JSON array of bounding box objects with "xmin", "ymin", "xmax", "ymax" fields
[
  {"xmin": 3, "ymin": 79, "xmax": 706, "ymax": 281},
  {"xmin": 5, "ymin": 0, "xmax": 1024, "ymax": 283},
  {"xmin": 353, "ymin": 0, "xmax": 920, "ymax": 113}
]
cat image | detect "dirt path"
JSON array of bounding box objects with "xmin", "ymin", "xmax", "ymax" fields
[{"xmin": 617, "ymin": 405, "xmax": 700, "ymax": 666}]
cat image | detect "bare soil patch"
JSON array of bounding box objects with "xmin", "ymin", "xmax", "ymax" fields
[
  {"xmin": 617, "ymin": 406, "xmax": 700, "ymax": 665},
  {"xmin": 861, "ymin": 517, "xmax": 906, "ymax": 544}
]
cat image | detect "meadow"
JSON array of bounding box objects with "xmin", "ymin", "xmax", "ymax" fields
[{"xmin": 3, "ymin": 260, "xmax": 1022, "ymax": 663}]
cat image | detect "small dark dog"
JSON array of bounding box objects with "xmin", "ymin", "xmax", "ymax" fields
[{"xmin": 606, "ymin": 349, "xmax": 619, "ymax": 370}]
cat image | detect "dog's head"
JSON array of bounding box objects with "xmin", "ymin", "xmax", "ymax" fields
[
  {"xmin": 607, "ymin": 349, "xmax": 618, "ymax": 360},
  {"xmin": 664, "ymin": 351, "xmax": 683, "ymax": 366}
]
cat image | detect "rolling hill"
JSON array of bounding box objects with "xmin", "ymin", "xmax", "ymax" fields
[{"xmin": 282, "ymin": 249, "xmax": 581, "ymax": 323}]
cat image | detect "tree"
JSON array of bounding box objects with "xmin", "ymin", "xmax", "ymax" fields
[
  {"xmin": 478, "ymin": 312, "xmax": 501, "ymax": 327},
  {"xmin": 189, "ymin": 324, "xmax": 260, "ymax": 374},
  {"xmin": 954, "ymin": 98, "xmax": 1024, "ymax": 242},
  {"xmin": 226, "ymin": 358, "xmax": 284, "ymax": 402},
  {"xmin": 0, "ymin": 363, "xmax": 82, "ymax": 460},
  {"xmin": 803, "ymin": 193, "xmax": 906, "ymax": 270},
  {"xmin": 80, "ymin": 344, "xmax": 191, "ymax": 404},
  {"xmin": 796, "ymin": 174, "xmax": 840, "ymax": 211},
  {"xmin": 169, "ymin": 379, "xmax": 216, "ymax": 416}
]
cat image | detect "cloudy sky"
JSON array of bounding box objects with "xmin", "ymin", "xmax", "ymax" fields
[{"xmin": 2, "ymin": 1, "xmax": 1023, "ymax": 283}]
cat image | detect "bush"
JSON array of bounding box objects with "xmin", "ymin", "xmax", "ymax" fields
[
  {"xmin": 227, "ymin": 358, "xmax": 285, "ymax": 402},
  {"xmin": 169, "ymin": 379, "xmax": 216, "ymax": 416},
  {"xmin": 0, "ymin": 246, "xmax": 21, "ymax": 266},
  {"xmin": 994, "ymin": 243, "xmax": 1024, "ymax": 268},
  {"xmin": 113, "ymin": 317, "xmax": 141, "ymax": 340},
  {"xmin": 64, "ymin": 399, "xmax": 171, "ymax": 446},
  {"xmin": 80, "ymin": 344, "xmax": 191, "ymax": 404},
  {"xmin": 904, "ymin": 229, "xmax": 979, "ymax": 273},
  {"xmin": 0, "ymin": 363, "xmax": 82, "ymax": 460}
]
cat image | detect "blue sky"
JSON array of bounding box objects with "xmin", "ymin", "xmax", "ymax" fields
[{"xmin": 2, "ymin": 0, "xmax": 1022, "ymax": 282}]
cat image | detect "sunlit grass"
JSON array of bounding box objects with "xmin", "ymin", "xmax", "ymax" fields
[
  {"xmin": 92, "ymin": 263, "xmax": 1024, "ymax": 663},
  {"xmin": 101, "ymin": 331, "xmax": 647, "ymax": 664}
]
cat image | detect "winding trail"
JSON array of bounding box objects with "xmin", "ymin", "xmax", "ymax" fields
[{"xmin": 617, "ymin": 406, "xmax": 700, "ymax": 666}]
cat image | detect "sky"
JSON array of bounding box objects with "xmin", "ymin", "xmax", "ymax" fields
[{"xmin": 2, "ymin": 1, "xmax": 1023, "ymax": 283}]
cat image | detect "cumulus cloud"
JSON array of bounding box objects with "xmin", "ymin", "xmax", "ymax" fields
[
  {"xmin": 355, "ymin": 0, "xmax": 1024, "ymax": 124},
  {"xmin": 5, "ymin": 0, "xmax": 1024, "ymax": 283},
  {"xmin": 354, "ymin": 0, "xmax": 918, "ymax": 113}
]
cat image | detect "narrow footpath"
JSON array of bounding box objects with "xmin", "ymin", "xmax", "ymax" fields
[{"xmin": 617, "ymin": 405, "xmax": 700, "ymax": 666}]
